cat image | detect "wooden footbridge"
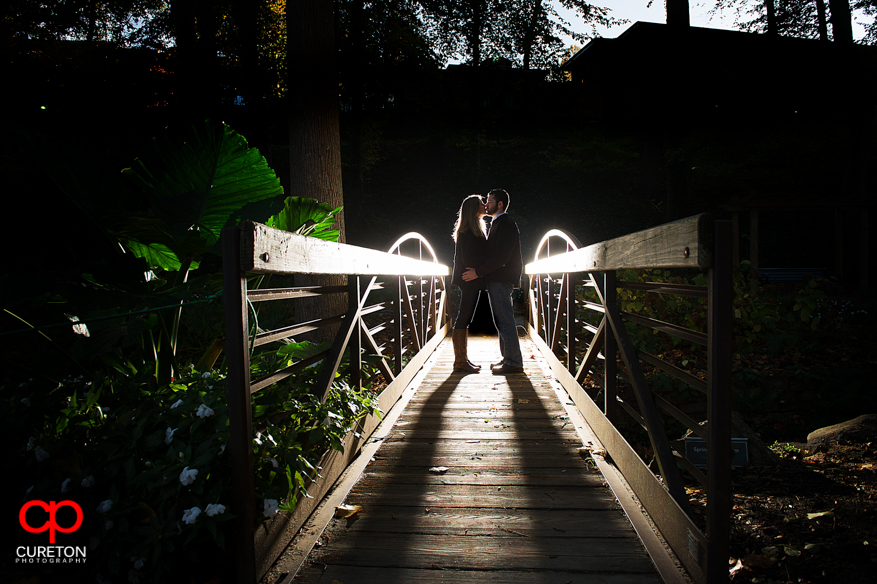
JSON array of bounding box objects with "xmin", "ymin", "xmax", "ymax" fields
[{"xmin": 222, "ymin": 215, "xmax": 732, "ymax": 584}]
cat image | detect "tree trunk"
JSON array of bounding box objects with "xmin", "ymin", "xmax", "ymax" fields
[
  {"xmin": 829, "ymin": 0, "xmax": 853, "ymax": 44},
  {"xmin": 171, "ymin": 0, "xmax": 198, "ymax": 115},
  {"xmin": 287, "ymin": 0, "xmax": 347, "ymax": 343},
  {"xmin": 665, "ymin": 0, "xmax": 690, "ymax": 27},
  {"xmin": 816, "ymin": 0, "xmax": 829, "ymax": 41},
  {"xmin": 765, "ymin": 0, "xmax": 777, "ymax": 36},
  {"xmin": 232, "ymin": 0, "xmax": 267, "ymax": 146},
  {"xmin": 522, "ymin": 0, "xmax": 543, "ymax": 71}
]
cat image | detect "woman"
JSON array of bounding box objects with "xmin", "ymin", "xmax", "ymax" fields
[{"xmin": 451, "ymin": 194, "xmax": 488, "ymax": 373}]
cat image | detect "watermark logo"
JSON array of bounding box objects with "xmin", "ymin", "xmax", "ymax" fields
[
  {"xmin": 16, "ymin": 500, "xmax": 87, "ymax": 565},
  {"xmin": 20, "ymin": 500, "xmax": 83, "ymax": 543}
]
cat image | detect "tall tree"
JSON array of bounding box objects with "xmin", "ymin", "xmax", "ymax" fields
[
  {"xmin": 829, "ymin": 0, "xmax": 854, "ymax": 42},
  {"xmin": 710, "ymin": 0, "xmax": 864, "ymax": 41},
  {"xmin": 287, "ymin": 0, "xmax": 347, "ymax": 341},
  {"xmin": 665, "ymin": 0, "xmax": 690, "ymax": 27},
  {"xmin": 417, "ymin": 0, "xmax": 621, "ymax": 70}
]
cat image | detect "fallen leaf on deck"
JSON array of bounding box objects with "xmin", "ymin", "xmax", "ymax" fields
[
  {"xmin": 807, "ymin": 510, "xmax": 835, "ymax": 520},
  {"xmin": 742, "ymin": 553, "xmax": 776, "ymax": 569},
  {"xmin": 517, "ymin": 399, "xmax": 529, "ymax": 404},
  {"xmin": 728, "ymin": 558, "xmax": 745, "ymax": 576},
  {"xmin": 334, "ymin": 505, "xmax": 361, "ymax": 518},
  {"xmin": 429, "ymin": 466, "xmax": 449, "ymax": 473}
]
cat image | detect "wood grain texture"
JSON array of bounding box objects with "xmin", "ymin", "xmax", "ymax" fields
[
  {"xmin": 526, "ymin": 213, "xmax": 711, "ymax": 274},
  {"xmin": 290, "ymin": 336, "xmax": 662, "ymax": 584},
  {"xmin": 241, "ymin": 221, "xmax": 449, "ymax": 276}
]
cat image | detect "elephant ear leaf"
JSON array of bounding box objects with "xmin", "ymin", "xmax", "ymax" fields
[
  {"xmin": 266, "ymin": 196, "xmax": 341, "ymax": 242},
  {"xmin": 120, "ymin": 120, "xmax": 284, "ymax": 270}
]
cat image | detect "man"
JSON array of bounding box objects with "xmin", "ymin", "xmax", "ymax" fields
[{"xmin": 462, "ymin": 189, "xmax": 524, "ymax": 374}]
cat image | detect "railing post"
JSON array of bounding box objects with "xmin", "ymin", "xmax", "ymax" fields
[
  {"xmin": 707, "ymin": 220, "xmax": 733, "ymax": 584},
  {"xmin": 603, "ymin": 270, "xmax": 618, "ymax": 423},
  {"xmin": 566, "ymin": 273, "xmax": 576, "ymax": 373},
  {"xmin": 221, "ymin": 227, "xmax": 257, "ymax": 583},
  {"xmin": 349, "ymin": 276, "xmax": 362, "ymax": 391},
  {"xmin": 394, "ymin": 276, "xmax": 403, "ymax": 375}
]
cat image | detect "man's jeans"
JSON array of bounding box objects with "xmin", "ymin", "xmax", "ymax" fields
[{"xmin": 487, "ymin": 281, "xmax": 523, "ymax": 367}]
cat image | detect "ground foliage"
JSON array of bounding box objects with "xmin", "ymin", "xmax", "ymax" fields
[{"xmin": 726, "ymin": 441, "xmax": 877, "ymax": 584}]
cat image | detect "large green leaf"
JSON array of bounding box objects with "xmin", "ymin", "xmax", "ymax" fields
[
  {"xmin": 266, "ymin": 196, "xmax": 341, "ymax": 242},
  {"xmin": 121, "ymin": 120, "xmax": 284, "ymax": 270}
]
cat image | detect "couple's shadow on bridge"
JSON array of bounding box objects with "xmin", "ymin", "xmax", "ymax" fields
[{"xmin": 306, "ymin": 334, "xmax": 625, "ymax": 582}]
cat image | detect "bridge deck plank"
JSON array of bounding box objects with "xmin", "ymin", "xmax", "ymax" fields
[{"xmin": 293, "ymin": 336, "xmax": 662, "ymax": 584}]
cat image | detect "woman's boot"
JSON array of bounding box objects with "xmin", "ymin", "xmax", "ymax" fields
[{"xmin": 452, "ymin": 329, "xmax": 479, "ymax": 373}]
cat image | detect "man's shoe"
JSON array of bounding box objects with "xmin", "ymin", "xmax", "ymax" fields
[
  {"xmin": 490, "ymin": 360, "xmax": 505, "ymax": 370},
  {"xmin": 492, "ymin": 364, "xmax": 524, "ymax": 375}
]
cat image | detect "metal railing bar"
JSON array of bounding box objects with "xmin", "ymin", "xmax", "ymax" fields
[
  {"xmin": 315, "ymin": 276, "xmax": 376, "ymax": 403},
  {"xmin": 359, "ymin": 304, "xmax": 386, "ymax": 317},
  {"xmin": 651, "ymin": 392, "xmax": 707, "ymax": 440},
  {"xmin": 401, "ymin": 280, "xmax": 422, "ymax": 352},
  {"xmin": 617, "ymin": 281, "xmax": 708, "ymax": 298},
  {"xmin": 621, "ymin": 311, "xmax": 709, "ymax": 346},
  {"xmin": 249, "ymin": 351, "xmax": 329, "ymax": 394},
  {"xmin": 637, "ymin": 350, "xmax": 708, "ymax": 394},
  {"xmin": 247, "ymin": 285, "xmax": 348, "ymax": 302},
  {"xmin": 616, "ymin": 395, "xmax": 647, "ymax": 429},
  {"xmin": 575, "ymin": 318, "xmax": 606, "ymax": 384},
  {"xmin": 550, "ymin": 274, "xmax": 568, "ymax": 352},
  {"xmin": 604, "ymin": 301, "xmax": 692, "ymax": 513},
  {"xmin": 253, "ymin": 315, "xmax": 346, "ymax": 348},
  {"xmin": 579, "ymin": 299, "xmax": 606, "ymax": 313},
  {"xmin": 673, "ymin": 450, "xmax": 709, "ymax": 487},
  {"xmin": 359, "ymin": 318, "xmax": 395, "ymax": 383}
]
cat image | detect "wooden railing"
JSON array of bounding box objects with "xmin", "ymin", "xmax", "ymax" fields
[
  {"xmin": 525, "ymin": 214, "xmax": 732, "ymax": 584},
  {"xmin": 222, "ymin": 221, "xmax": 449, "ymax": 582}
]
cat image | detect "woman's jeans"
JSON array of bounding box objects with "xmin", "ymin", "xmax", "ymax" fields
[{"xmin": 487, "ymin": 281, "xmax": 522, "ymax": 366}]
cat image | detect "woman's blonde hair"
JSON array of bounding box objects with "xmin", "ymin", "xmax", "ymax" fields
[{"xmin": 453, "ymin": 194, "xmax": 486, "ymax": 242}]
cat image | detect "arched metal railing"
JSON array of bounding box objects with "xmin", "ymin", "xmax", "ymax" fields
[
  {"xmin": 525, "ymin": 214, "xmax": 732, "ymax": 584},
  {"xmin": 222, "ymin": 222, "xmax": 450, "ymax": 582}
]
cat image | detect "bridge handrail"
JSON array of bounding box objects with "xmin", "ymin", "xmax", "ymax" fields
[
  {"xmin": 223, "ymin": 222, "xmax": 450, "ymax": 582},
  {"xmin": 525, "ymin": 214, "xmax": 732, "ymax": 584}
]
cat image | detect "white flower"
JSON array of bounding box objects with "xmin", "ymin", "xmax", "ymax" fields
[
  {"xmin": 205, "ymin": 503, "xmax": 226, "ymax": 517},
  {"xmin": 35, "ymin": 448, "xmax": 49, "ymax": 462},
  {"xmin": 218, "ymin": 444, "xmax": 226, "ymax": 455},
  {"xmin": 81, "ymin": 475, "xmax": 95, "ymax": 487},
  {"xmin": 254, "ymin": 432, "xmax": 263, "ymax": 446},
  {"xmin": 182, "ymin": 506, "xmax": 201, "ymax": 525},
  {"xmin": 263, "ymin": 499, "xmax": 279, "ymax": 518},
  {"xmin": 96, "ymin": 499, "xmax": 113, "ymax": 513},
  {"xmin": 196, "ymin": 404, "xmax": 214, "ymax": 418},
  {"xmin": 133, "ymin": 557, "xmax": 145, "ymax": 570},
  {"xmin": 61, "ymin": 478, "xmax": 71, "ymax": 493},
  {"xmin": 164, "ymin": 427, "xmax": 177, "ymax": 445},
  {"xmin": 170, "ymin": 399, "xmax": 183, "ymax": 409},
  {"xmin": 179, "ymin": 466, "xmax": 198, "ymax": 486},
  {"xmin": 264, "ymin": 457, "xmax": 279, "ymax": 469},
  {"xmin": 27, "ymin": 437, "xmax": 35, "ymax": 451},
  {"xmin": 201, "ymin": 371, "xmax": 211, "ymax": 379},
  {"xmin": 21, "ymin": 397, "xmax": 31, "ymax": 406}
]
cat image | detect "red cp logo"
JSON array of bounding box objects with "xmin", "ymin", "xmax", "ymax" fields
[{"xmin": 19, "ymin": 500, "xmax": 83, "ymax": 543}]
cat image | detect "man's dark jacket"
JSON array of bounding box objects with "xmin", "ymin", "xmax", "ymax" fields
[{"xmin": 476, "ymin": 214, "xmax": 523, "ymax": 285}]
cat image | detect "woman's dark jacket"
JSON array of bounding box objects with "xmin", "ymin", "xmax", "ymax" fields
[{"xmin": 452, "ymin": 230, "xmax": 487, "ymax": 290}]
